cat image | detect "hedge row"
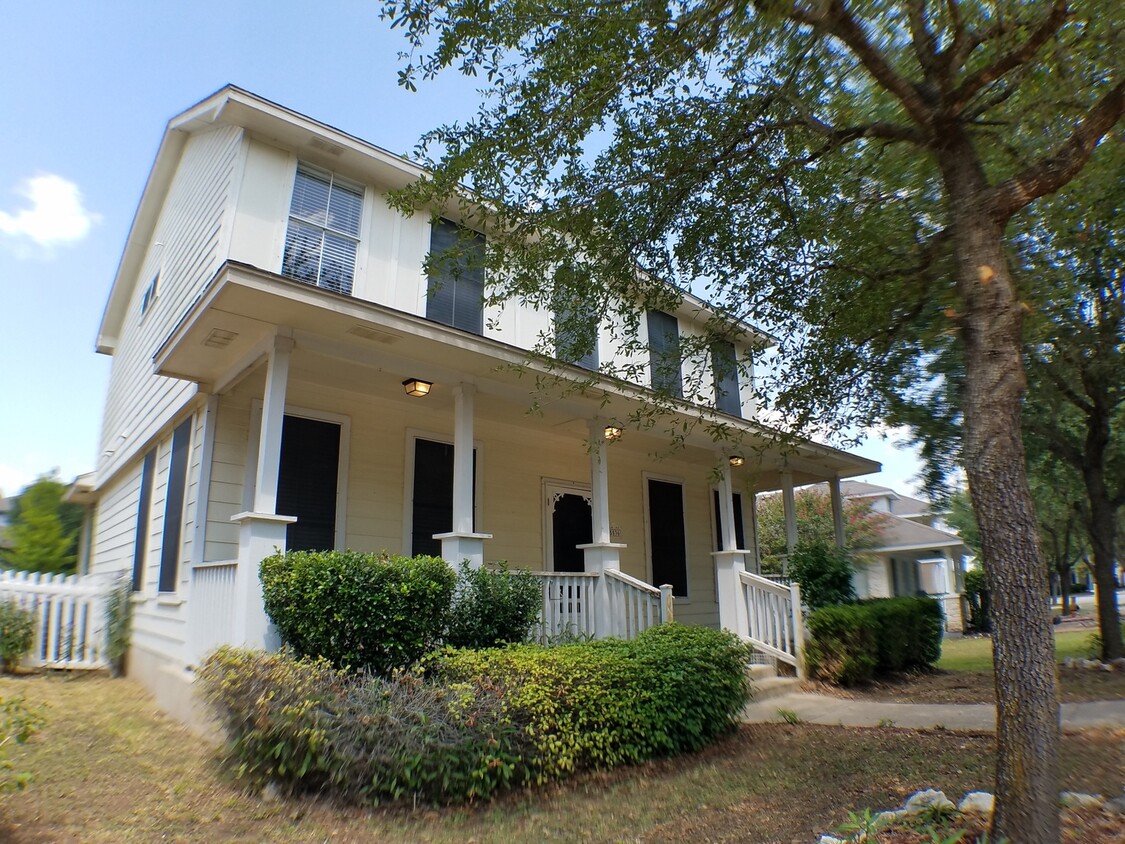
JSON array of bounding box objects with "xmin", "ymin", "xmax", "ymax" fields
[
  {"xmin": 804, "ymin": 596, "xmax": 943, "ymax": 686},
  {"xmin": 198, "ymin": 624, "xmax": 751, "ymax": 804},
  {"xmin": 259, "ymin": 551, "xmax": 541, "ymax": 675}
]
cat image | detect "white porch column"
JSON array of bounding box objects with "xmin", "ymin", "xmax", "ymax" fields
[
  {"xmin": 781, "ymin": 469, "xmax": 798, "ymax": 569},
  {"xmin": 829, "ymin": 474, "xmax": 846, "ymax": 549},
  {"xmin": 577, "ymin": 419, "xmax": 626, "ymax": 638},
  {"xmin": 434, "ymin": 383, "xmax": 492, "ymax": 568},
  {"xmin": 713, "ymin": 457, "xmax": 749, "ymax": 637},
  {"xmin": 231, "ymin": 333, "xmax": 296, "ymax": 649}
]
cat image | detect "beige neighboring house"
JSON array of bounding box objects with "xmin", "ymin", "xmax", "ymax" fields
[{"xmin": 842, "ymin": 481, "xmax": 970, "ymax": 632}]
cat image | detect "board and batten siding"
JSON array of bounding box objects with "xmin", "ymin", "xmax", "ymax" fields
[{"xmin": 96, "ymin": 125, "xmax": 243, "ymax": 489}]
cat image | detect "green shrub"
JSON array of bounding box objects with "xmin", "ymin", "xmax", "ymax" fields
[
  {"xmin": 325, "ymin": 669, "xmax": 528, "ymax": 803},
  {"xmin": 104, "ymin": 578, "xmax": 132, "ymax": 677},
  {"xmin": 964, "ymin": 568, "xmax": 991, "ymax": 633},
  {"xmin": 0, "ymin": 600, "xmax": 36, "ymax": 673},
  {"xmin": 445, "ymin": 561, "xmax": 542, "ymax": 649},
  {"xmin": 437, "ymin": 624, "xmax": 751, "ymax": 779},
  {"xmin": 862, "ymin": 596, "xmax": 943, "ymax": 672},
  {"xmin": 804, "ymin": 604, "xmax": 877, "ymax": 686},
  {"xmin": 260, "ymin": 551, "xmax": 455, "ymax": 674},
  {"xmin": 787, "ymin": 541, "xmax": 856, "ymax": 611},
  {"xmin": 197, "ymin": 646, "xmax": 339, "ymax": 790}
]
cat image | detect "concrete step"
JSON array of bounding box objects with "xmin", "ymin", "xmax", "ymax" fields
[
  {"xmin": 748, "ymin": 662, "xmax": 778, "ymax": 682},
  {"xmin": 751, "ymin": 675, "xmax": 802, "ymax": 702}
]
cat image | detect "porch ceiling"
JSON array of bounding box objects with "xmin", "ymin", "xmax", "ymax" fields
[{"xmin": 154, "ymin": 262, "xmax": 879, "ymax": 491}]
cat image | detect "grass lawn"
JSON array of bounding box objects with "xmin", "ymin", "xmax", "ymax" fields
[
  {"xmin": 937, "ymin": 628, "xmax": 1097, "ymax": 672},
  {"xmin": 2, "ymin": 673, "xmax": 1121, "ymax": 843}
]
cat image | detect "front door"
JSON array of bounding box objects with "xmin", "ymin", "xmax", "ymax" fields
[
  {"xmin": 276, "ymin": 414, "xmax": 341, "ymax": 552},
  {"xmin": 545, "ymin": 482, "xmax": 592, "ymax": 572}
]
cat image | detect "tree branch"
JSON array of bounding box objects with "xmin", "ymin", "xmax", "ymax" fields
[
  {"xmin": 992, "ymin": 79, "xmax": 1125, "ymax": 220},
  {"xmin": 951, "ymin": 0, "xmax": 1069, "ymax": 112}
]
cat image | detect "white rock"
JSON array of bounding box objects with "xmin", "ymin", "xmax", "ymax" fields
[
  {"xmin": 904, "ymin": 789, "xmax": 955, "ymax": 816},
  {"xmin": 818, "ymin": 836, "xmax": 846, "ymax": 844},
  {"xmin": 1111, "ymin": 658, "xmax": 1125, "ymax": 671},
  {"xmin": 1082, "ymin": 658, "xmax": 1103, "ymax": 670},
  {"xmin": 1104, "ymin": 797, "xmax": 1125, "ymax": 815},
  {"xmin": 958, "ymin": 791, "xmax": 995, "ymax": 815},
  {"xmin": 1060, "ymin": 791, "xmax": 1104, "ymax": 809},
  {"xmin": 1062, "ymin": 656, "xmax": 1075, "ymax": 668},
  {"xmin": 873, "ymin": 810, "xmax": 904, "ymax": 828}
]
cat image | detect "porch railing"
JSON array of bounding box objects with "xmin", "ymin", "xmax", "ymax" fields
[
  {"xmin": 0, "ymin": 568, "xmax": 119, "ymax": 670},
  {"xmin": 531, "ymin": 571, "xmax": 599, "ymax": 642},
  {"xmin": 187, "ymin": 561, "xmax": 238, "ymax": 666},
  {"xmin": 739, "ymin": 570, "xmax": 805, "ymax": 677},
  {"xmin": 603, "ymin": 569, "xmax": 672, "ymax": 639},
  {"xmin": 530, "ymin": 569, "xmax": 673, "ymax": 642}
]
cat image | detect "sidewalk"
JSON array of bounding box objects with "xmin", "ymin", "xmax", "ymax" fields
[{"xmin": 741, "ymin": 692, "xmax": 1125, "ymax": 731}]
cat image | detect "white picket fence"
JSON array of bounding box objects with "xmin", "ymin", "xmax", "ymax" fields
[
  {"xmin": 0, "ymin": 568, "xmax": 120, "ymax": 670},
  {"xmin": 603, "ymin": 569, "xmax": 673, "ymax": 639},
  {"xmin": 739, "ymin": 570, "xmax": 805, "ymax": 677}
]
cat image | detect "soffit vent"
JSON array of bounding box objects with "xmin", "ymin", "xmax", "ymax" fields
[
  {"xmin": 202, "ymin": 328, "xmax": 239, "ymax": 348},
  {"xmin": 346, "ymin": 324, "xmax": 400, "ymax": 344},
  {"xmin": 307, "ymin": 137, "xmax": 345, "ymax": 157}
]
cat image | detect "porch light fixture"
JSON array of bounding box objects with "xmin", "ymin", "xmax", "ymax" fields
[
  {"xmin": 729, "ymin": 455, "xmax": 745, "ymax": 468},
  {"xmin": 604, "ymin": 425, "xmax": 623, "ymax": 442},
  {"xmin": 402, "ymin": 378, "xmax": 433, "ymax": 397}
]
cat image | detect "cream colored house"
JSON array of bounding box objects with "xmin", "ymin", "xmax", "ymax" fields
[{"xmin": 85, "ymin": 86, "xmax": 878, "ymax": 717}]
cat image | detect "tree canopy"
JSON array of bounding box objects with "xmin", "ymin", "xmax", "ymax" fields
[
  {"xmin": 5, "ymin": 474, "xmax": 83, "ymax": 575},
  {"xmin": 381, "ymin": 2, "xmax": 1124, "ymax": 839},
  {"xmin": 756, "ymin": 486, "xmax": 887, "ymax": 574}
]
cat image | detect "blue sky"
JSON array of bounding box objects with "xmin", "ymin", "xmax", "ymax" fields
[{"xmin": 0, "ymin": 0, "xmax": 925, "ymax": 498}]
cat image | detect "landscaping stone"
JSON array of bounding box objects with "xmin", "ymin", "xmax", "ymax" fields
[
  {"xmin": 873, "ymin": 809, "xmax": 905, "ymax": 828},
  {"xmin": 818, "ymin": 836, "xmax": 845, "ymax": 844},
  {"xmin": 903, "ymin": 789, "xmax": 954, "ymax": 816},
  {"xmin": 1112, "ymin": 658, "xmax": 1125, "ymax": 671},
  {"xmin": 957, "ymin": 791, "xmax": 995, "ymax": 815},
  {"xmin": 1060, "ymin": 791, "xmax": 1104, "ymax": 809},
  {"xmin": 1104, "ymin": 797, "xmax": 1125, "ymax": 815}
]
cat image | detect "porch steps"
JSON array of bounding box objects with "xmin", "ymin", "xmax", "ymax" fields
[{"xmin": 747, "ymin": 662, "xmax": 802, "ymax": 702}]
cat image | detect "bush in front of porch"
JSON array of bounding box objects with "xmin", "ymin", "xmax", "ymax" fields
[
  {"xmin": 197, "ymin": 625, "xmax": 751, "ymax": 805},
  {"xmin": 260, "ymin": 551, "xmax": 455, "ymax": 675}
]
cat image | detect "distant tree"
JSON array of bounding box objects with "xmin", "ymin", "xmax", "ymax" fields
[
  {"xmin": 1028, "ymin": 457, "xmax": 1088, "ymax": 616},
  {"xmin": 6, "ymin": 475, "xmax": 83, "ymax": 575},
  {"xmin": 943, "ymin": 490, "xmax": 981, "ymax": 558},
  {"xmin": 756, "ymin": 487, "xmax": 886, "ymax": 574}
]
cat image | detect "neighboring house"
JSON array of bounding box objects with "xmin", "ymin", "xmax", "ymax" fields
[
  {"xmin": 84, "ymin": 86, "xmax": 878, "ymax": 720},
  {"xmin": 840, "ymin": 481, "xmax": 970, "ymax": 631}
]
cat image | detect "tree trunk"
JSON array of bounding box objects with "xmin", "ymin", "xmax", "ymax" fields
[
  {"xmin": 1084, "ymin": 478, "xmax": 1124, "ymax": 660},
  {"xmin": 1081, "ymin": 425, "xmax": 1124, "ymax": 659},
  {"xmin": 949, "ymin": 184, "xmax": 1060, "ymax": 842},
  {"xmin": 1060, "ymin": 571, "xmax": 1071, "ymax": 617}
]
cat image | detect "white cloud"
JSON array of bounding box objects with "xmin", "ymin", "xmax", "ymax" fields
[{"xmin": 0, "ymin": 173, "xmax": 100, "ymax": 251}]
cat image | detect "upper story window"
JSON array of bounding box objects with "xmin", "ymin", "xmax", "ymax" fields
[
  {"xmin": 646, "ymin": 310, "xmax": 682, "ymax": 398},
  {"xmin": 711, "ymin": 340, "xmax": 741, "ymax": 417},
  {"xmin": 282, "ymin": 165, "xmax": 364, "ymax": 296},
  {"xmin": 553, "ymin": 282, "xmax": 599, "ymax": 370},
  {"xmin": 426, "ymin": 219, "xmax": 485, "ymax": 335},
  {"xmin": 140, "ymin": 271, "xmax": 160, "ymax": 317}
]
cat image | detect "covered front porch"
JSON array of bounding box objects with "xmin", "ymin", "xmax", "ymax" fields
[{"xmin": 156, "ymin": 262, "xmax": 878, "ymax": 666}]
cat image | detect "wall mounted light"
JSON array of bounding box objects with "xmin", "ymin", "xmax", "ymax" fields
[
  {"xmin": 402, "ymin": 378, "xmax": 433, "ymax": 397},
  {"xmin": 729, "ymin": 455, "xmax": 745, "ymax": 467},
  {"xmin": 604, "ymin": 425, "xmax": 623, "ymax": 442}
]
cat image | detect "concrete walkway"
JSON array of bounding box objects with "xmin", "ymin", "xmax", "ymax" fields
[{"xmin": 742, "ymin": 693, "xmax": 1125, "ymax": 731}]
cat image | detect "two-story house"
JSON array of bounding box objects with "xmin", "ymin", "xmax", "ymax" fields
[{"xmin": 86, "ymin": 86, "xmax": 878, "ymax": 718}]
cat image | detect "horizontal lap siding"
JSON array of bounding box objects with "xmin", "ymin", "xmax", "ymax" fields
[
  {"xmin": 90, "ymin": 465, "xmax": 143, "ymax": 577},
  {"xmin": 96, "ymin": 125, "xmax": 242, "ymax": 489}
]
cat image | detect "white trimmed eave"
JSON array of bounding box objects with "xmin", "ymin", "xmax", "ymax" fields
[
  {"xmin": 153, "ymin": 262, "xmax": 877, "ymax": 489},
  {"xmin": 871, "ymin": 540, "xmax": 969, "ymax": 555}
]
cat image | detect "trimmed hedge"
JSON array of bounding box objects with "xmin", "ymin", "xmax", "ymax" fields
[
  {"xmin": 260, "ymin": 551, "xmax": 455, "ymax": 675},
  {"xmin": 437, "ymin": 624, "xmax": 752, "ymax": 779},
  {"xmin": 805, "ymin": 596, "xmax": 943, "ymax": 686},
  {"xmin": 199, "ymin": 625, "xmax": 751, "ymax": 804},
  {"xmin": 446, "ymin": 561, "xmax": 541, "ymax": 649},
  {"xmin": 0, "ymin": 601, "xmax": 35, "ymax": 673}
]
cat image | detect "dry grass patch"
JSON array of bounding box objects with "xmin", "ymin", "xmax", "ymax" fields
[{"xmin": 1, "ymin": 672, "xmax": 1122, "ymax": 843}]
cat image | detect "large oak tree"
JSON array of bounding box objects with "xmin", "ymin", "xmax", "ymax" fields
[{"xmin": 380, "ymin": 2, "xmax": 1124, "ymax": 839}]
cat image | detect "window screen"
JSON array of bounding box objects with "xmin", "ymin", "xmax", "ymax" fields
[
  {"xmin": 282, "ymin": 165, "xmax": 363, "ymax": 295},
  {"xmin": 426, "ymin": 219, "xmax": 485, "ymax": 335},
  {"xmin": 646, "ymin": 310, "xmax": 682, "ymax": 398}
]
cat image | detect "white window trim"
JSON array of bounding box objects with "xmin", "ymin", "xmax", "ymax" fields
[
  {"xmin": 542, "ymin": 478, "xmax": 592, "ymax": 572},
  {"xmin": 245, "ymin": 399, "xmax": 350, "ymax": 550},
  {"xmin": 280, "ymin": 159, "xmax": 369, "ymax": 296},
  {"xmin": 401, "ymin": 427, "xmax": 485, "ymax": 558},
  {"xmin": 641, "ymin": 471, "xmax": 691, "ymax": 602}
]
